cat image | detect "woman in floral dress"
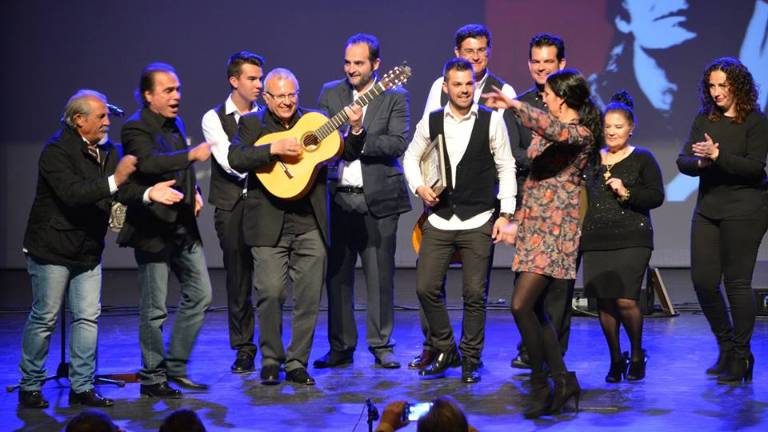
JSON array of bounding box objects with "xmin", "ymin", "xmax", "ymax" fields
[{"xmin": 484, "ymin": 69, "xmax": 601, "ymax": 418}]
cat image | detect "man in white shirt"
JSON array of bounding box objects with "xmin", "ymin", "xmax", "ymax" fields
[
  {"xmin": 404, "ymin": 58, "xmax": 516, "ymax": 383},
  {"xmin": 201, "ymin": 51, "xmax": 264, "ymax": 374},
  {"xmin": 409, "ymin": 23, "xmax": 520, "ymax": 372}
]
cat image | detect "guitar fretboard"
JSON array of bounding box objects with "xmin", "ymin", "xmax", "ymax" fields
[{"xmin": 315, "ymin": 82, "xmax": 386, "ymax": 140}]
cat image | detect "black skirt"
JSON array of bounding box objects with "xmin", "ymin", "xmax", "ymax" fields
[{"xmin": 583, "ymin": 247, "xmax": 652, "ymax": 300}]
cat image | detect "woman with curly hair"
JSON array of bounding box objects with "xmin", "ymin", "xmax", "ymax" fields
[
  {"xmin": 484, "ymin": 69, "xmax": 601, "ymax": 418},
  {"xmin": 677, "ymin": 57, "xmax": 768, "ymax": 384}
]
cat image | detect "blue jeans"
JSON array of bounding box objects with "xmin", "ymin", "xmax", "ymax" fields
[
  {"xmin": 136, "ymin": 240, "xmax": 212, "ymax": 385},
  {"xmin": 20, "ymin": 255, "xmax": 102, "ymax": 393}
]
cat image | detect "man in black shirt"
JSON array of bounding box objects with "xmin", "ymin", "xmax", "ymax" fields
[
  {"xmin": 510, "ymin": 33, "xmax": 576, "ymax": 370},
  {"xmin": 229, "ymin": 68, "xmax": 366, "ymax": 386},
  {"xmin": 119, "ymin": 63, "xmax": 214, "ymax": 399}
]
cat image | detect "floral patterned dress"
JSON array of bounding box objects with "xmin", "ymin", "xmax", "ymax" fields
[{"xmin": 511, "ymin": 103, "xmax": 595, "ymax": 279}]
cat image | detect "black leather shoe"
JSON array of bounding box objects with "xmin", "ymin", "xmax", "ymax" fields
[
  {"xmin": 373, "ymin": 350, "xmax": 401, "ymax": 369},
  {"xmin": 313, "ymin": 350, "xmax": 353, "ymax": 368},
  {"xmin": 19, "ymin": 390, "xmax": 49, "ymax": 409},
  {"xmin": 232, "ymin": 352, "xmax": 255, "ymax": 374},
  {"xmin": 140, "ymin": 382, "xmax": 182, "ymax": 399},
  {"xmin": 461, "ymin": 359, "xmax": 481, "ymax": 384},
  {"xmin": 286, "ymin": 367, "xmax": 316, "ymax": 386},
  {"xmin": 408, "ymin": 349, "xmax": 436, "ymax": 370},
  {"xmin": 511, "ymin": 350, "xmax": 531, "ymax": 369},
  {"xmin": 418, "ymin": 347, "xmax": 461, "ymax": 379},
  {"xmin": 260, "ymin": 364, "xmax": 281, "ymax": 385},
  {"xmin": 168, "ymin": 375, "xmax": 209, "ymax": 390},
  {"xmin": 69, "ymin": 388, "xmax": 114, "ymax": 407}
]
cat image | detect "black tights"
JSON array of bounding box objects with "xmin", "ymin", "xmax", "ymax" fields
[
  {"xmin": 597, "ymin": 298, "xmax": 643, "ymax": 362},
  {"xmin": 510, "ymin": 272, "xmax": 566, "ymax": 374}
]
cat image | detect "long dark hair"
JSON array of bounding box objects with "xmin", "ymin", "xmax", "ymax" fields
[
  {"xmin": 546, "ymin": 69, "xmax": 602, "ymax": 174},
  {"xmin": 699, "ymin": 56, "xmax": 759, "ymax": 123}
]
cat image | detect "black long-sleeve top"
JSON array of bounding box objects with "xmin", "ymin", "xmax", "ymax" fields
[
  {"xmin": 676, "ymin": 112, "xmax": 768, "ymax": 219},
  {"xmin": 581, "ymin": 147, "xmax": 665, "ymax": 251}
]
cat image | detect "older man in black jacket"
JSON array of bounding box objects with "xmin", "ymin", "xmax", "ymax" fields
[{"xmin": 18, "ymin": 89, "xmax": 181, "ymax": 409}]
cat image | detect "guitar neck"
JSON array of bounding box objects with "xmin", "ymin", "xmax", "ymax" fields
[{"xmin": 315, "ymin": 82, "xmax": 386, "ymax": 140}]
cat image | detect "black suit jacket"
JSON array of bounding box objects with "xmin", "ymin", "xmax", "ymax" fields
[
  {"xmin": 228, "ymin": 107, "xmax": 365, "ymax": 247},
  {"xmin": 318, "ymin": 79, "xmax": 412, "ymax": 218},
  {"xmin": 117, "ymin": 108, "xmax": 201, "ymax": 253},
  {"xmin": 24, "ymin": 126, "xmax": 145, "ymax": 268}
]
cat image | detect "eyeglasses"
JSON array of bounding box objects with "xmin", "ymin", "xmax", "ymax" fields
[
  {"xmin": 265, "ymin": 91, "xmax": 299, "ymax": 102},
  {"xmin": 459, "ymin": 47, "xmax": 488, "ymax": 57}
]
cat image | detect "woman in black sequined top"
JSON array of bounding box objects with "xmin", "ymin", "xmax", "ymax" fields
[{"xmin": 581, "ymin": 91, "xmax": 664, "ymax": 383}]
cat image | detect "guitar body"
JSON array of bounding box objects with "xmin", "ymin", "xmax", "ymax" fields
[{"xmin": 254, "ymin": 111, "xmax": 342, "ymax": 200}]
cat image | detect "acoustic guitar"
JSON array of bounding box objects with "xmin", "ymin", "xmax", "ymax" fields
[{"xmin": 254, "ymin": 63, "xmax": 412, "ymax": 200}]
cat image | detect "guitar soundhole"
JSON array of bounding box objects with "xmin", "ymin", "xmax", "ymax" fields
[{"xmin": 302, "ymin": 133, "xmax": 320, "ymax": 151}]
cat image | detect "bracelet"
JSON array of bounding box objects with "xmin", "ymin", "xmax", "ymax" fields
[
  {"xmin": 618, "ymin": 189, "xmax": 630, "ymax": 203},
  {"xmin": 350, "ymin": 127, "xmax": 364, "ymax": 135}
]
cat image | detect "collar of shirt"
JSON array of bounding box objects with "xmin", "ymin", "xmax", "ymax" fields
[
  {"xmin": 225, "ymin": 94, "xmax": 260, "ymax": 121},
  {"xmin": 443, "ymin": 102, "xmax": 479, "ymax": 123}
]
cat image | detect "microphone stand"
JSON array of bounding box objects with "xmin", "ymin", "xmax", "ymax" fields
[{"xmin": 366, "ymin": 398, "xmax": 379, "ymax": 432}]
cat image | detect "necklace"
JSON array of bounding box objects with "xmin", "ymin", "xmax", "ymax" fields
[{"xmin": 602, "ymin": 146, "xmax": 631, "ymax": 180}]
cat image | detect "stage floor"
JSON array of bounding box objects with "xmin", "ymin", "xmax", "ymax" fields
[{"xmin": 1, "ymin": 268, "xmax": 767, "ymax": 431}]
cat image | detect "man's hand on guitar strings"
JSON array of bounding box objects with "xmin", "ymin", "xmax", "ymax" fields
[
  {"xmin": 345, "ymin": 105, "xmax": 364, "ymax": 133},
  {"xmin": 270, "ymin": 137, "xmax": 303, "ymax": 158}
]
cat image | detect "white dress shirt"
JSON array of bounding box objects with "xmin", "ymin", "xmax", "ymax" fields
[
  {"xmin": 201, "ymin": 94, "xmax": 260, "ymax": 181},
  {"xmin": 421, "ymin": 70, "xmax": 516, "ymax": 120},
  {"xmin": 338, "ymin": 83, "xmax": 373, "ymax": 187},
  {"xmin": 404, "ymin": 103, "xmax": 516, "ymax": 231}
]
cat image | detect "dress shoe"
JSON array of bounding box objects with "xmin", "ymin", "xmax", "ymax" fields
[
  {"xmin": 511, "ymin": 350, "xmax": 531, "ymax": 369},
  {"xmin": 461, "ymin": 359, "xmax": 481, "ymax": 384},
  {"xmin": 718, "ymin": 352, "xmax": 754, "ymax": 384},
  {"xmin": 605, "ymin": 352, "xmax": 630, "ymax": 383},
  {"xmin": 18, "ymin": 390, "xmax": 49, "ymax": 409},
  {"xmin": 523, "ymin": 372, "xmax": 552, "ymax": 419},
  {"xmin": 168, "ymin": 375, "xmax": 209, "ymax": 390},
  {"xmin": 231, "ymin": 352, "xmax": 255, "ymax": 374},
  {"xmin": 418, "ymin": 347, "xmax": 461, "ymax": 379},
  {"xmin": 626, "ymin": 350, "xmax": 647, "ymax": 381},
  {"xmin": 313, "ymin": 350, "xmax": 353, "ymax": 368},
  {"xmin": 140, "ymin": 382, "xmax": 182, "ymax": 399},
  {"xmin": 373, "ymin": 350, "xmax": 401, "ymax": 369},
  {"xmin": 69, "ymin": 388, "xmax": 114, "ymax": 407},
  {"xmin": 286, "ymin": 367, "xmax": 316, "ymax": 386},
  {"xmin": 260, "ymin": 364, "xmax": 281, "ymax": 385},
  {"xmin": 407, "ymin": 349, "xmax": 435, "ymax": 370},
  {"xmin": 550, "ymin": 371, "xmax": 581, "ymax": 415}
]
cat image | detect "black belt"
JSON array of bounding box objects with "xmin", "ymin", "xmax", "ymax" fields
[{"xmin": 336, "ymin": 185, "xmax": 364, "ymax": 194}]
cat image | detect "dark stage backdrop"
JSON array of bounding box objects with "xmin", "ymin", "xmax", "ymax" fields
[{"xmin": 2, "ymin": 0, "xmax": 767, "ymax": 269}]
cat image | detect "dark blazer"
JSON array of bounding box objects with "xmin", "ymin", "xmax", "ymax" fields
[
  {"xmin": 117, "ymin": 108, "xmax": 201, "ymax": 253},
  {"xmin": 228, "ymin": 107, "xmax": 365, "ymax": 247},
  {"xmin": 24, "ymin": 126, "xmax": 145, "ymax": 268},
  {"xmin": 318, "ymin": 79, "xmax": 412, "ymax": 218}
]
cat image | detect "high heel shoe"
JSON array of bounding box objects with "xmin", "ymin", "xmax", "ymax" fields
[
  {"xmin": 706, "ymin": 350, "xmax": 730, "ymax": 376},
  {"xmin": 523, "ymin": 372, "xmax": 552, "ymax": 419},
  {"xmin": 605, "ymin": 352, "xmax": 630, "ymax": 383},
  {"xmin": 549, "ymin": 371, "xmax": 581, "ymax": 415},
  {"xmin": 717, "ymin": 352, "xmax": 754, "ymax": 384},
  {"xmin": 626, "ymin": 350, "xmax": 647, "ymax": 381}
]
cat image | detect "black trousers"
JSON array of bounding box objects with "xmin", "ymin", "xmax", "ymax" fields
[
  {"xmin": 416, "ymin": 220, "xmax": 493, "ymax": 363},
  {"xmin": 214, "ymin": 199, "xmax": 256, "ymax": 356},
  {"xmin": 691, "ymin": 211, "xmax": 768, "ymax": 357}
]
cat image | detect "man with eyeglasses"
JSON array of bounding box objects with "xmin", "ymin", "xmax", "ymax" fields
[
  {"xmin": 228, "ymin": 68, "xmax": 366, "ymax": 386},
  {"xmin": 313, "ymin": 33, "xmax": 411, "ymax": 371},
  {"xmin": 410, "ymin": 23, "xmax": 520, "ymax": 371}
]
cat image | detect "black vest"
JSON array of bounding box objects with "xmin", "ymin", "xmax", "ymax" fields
[
  {"xmin": 208, "ymin": 103, "xmax": 248, "ymax": 210},
  {"xmin": 429, "ymin": 107, "xmax": 497, "ymax": 220},
  {"xmin": 440, "ymin": 71, "xmax": 506, "ymax": 107}
]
